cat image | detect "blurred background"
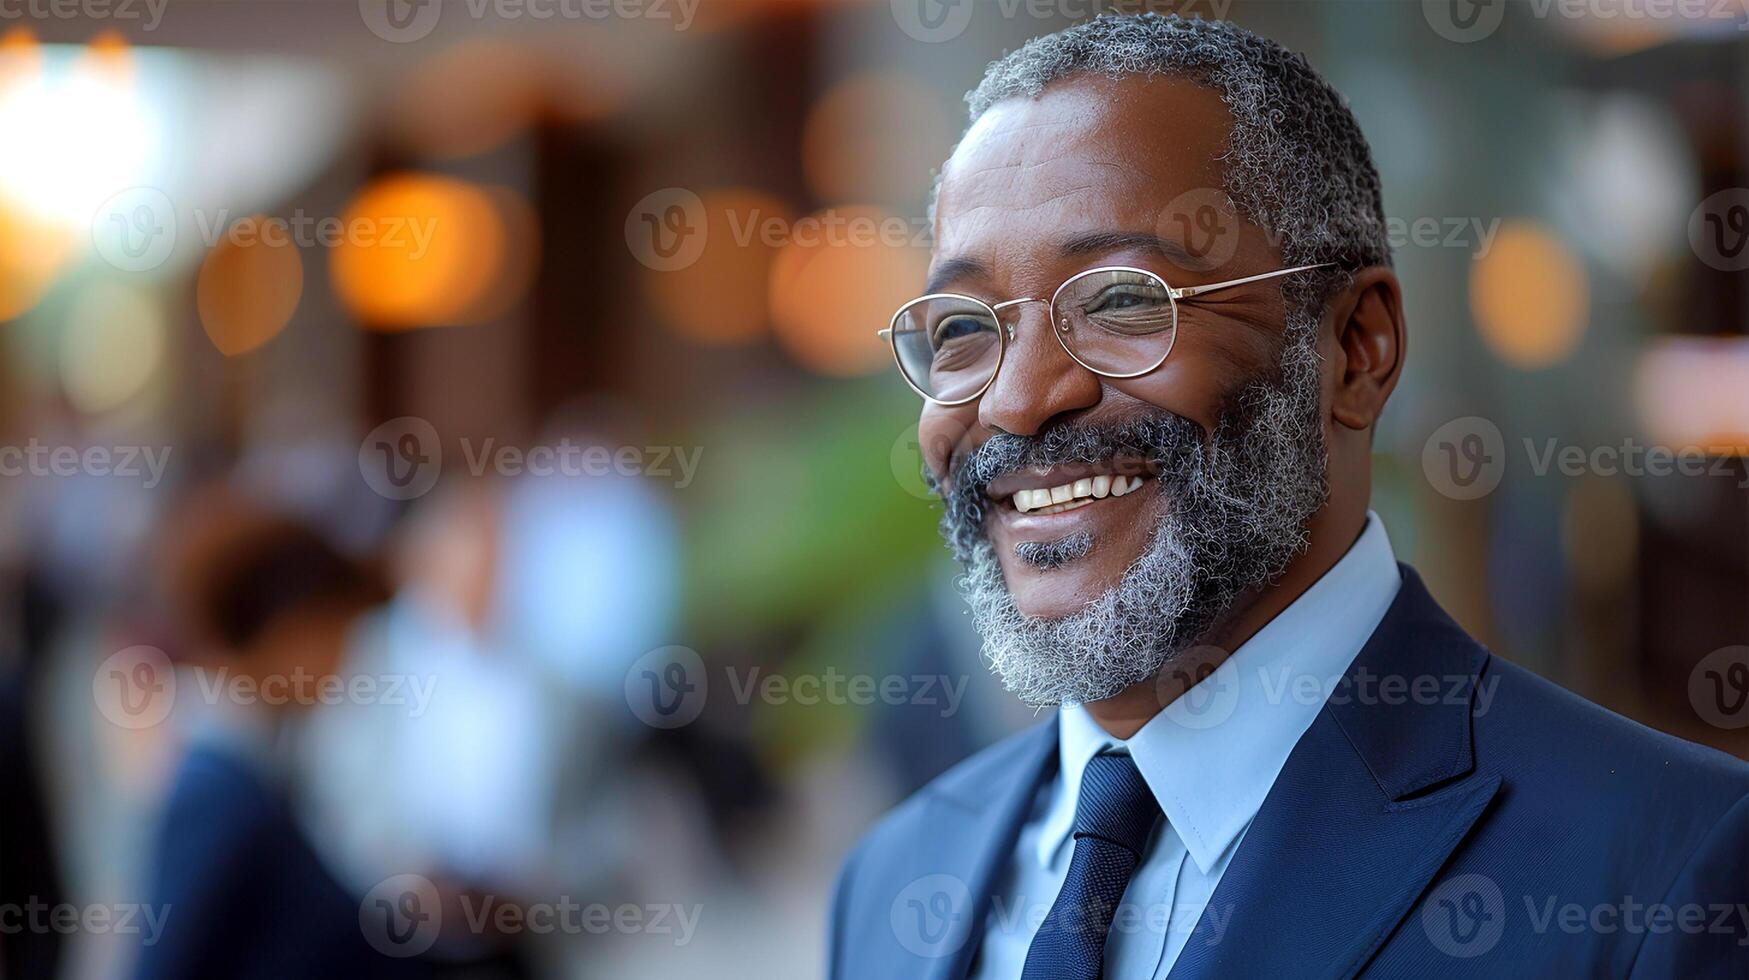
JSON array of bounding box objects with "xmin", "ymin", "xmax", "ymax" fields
[{"xmin": 0, "ymin": 0, "xmax": 1743, "ymax": 977}]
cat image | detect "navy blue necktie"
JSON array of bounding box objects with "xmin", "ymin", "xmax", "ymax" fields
[{"xmin": 1020, "ymin": 752, "xmax": 1162, "ymax": 980}]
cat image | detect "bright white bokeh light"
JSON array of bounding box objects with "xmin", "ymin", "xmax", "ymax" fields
[{"xmin": 0, "ymin": 64, "xmax": 159, "ymax": 229}]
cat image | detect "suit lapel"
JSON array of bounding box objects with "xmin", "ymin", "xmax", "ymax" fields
[
  {"xmin": 911, "ymin": 717, "xmax": 1059, "ymax": 980},
  {"xmin": 1170, "ymin": 566, "xmax": 1501, "ymax": 980}
]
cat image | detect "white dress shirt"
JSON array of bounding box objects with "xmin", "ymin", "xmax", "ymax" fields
[{"xmin": 970, "ymin": 513, "xmax": 1402, "ymax": 979}]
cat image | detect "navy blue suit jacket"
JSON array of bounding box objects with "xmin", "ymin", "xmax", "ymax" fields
[
  {"xmin": 135, "ymin": 743, "xmax": 436, "ymax": 980},
  {"xmin": 828, "ymin": 567, "xmax": 1749, "ymax": 978}
]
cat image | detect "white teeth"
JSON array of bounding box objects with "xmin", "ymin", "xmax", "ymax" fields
[{"xmin": 1010, "ymin": 474, "xmax": 1148, "ymax": 511}]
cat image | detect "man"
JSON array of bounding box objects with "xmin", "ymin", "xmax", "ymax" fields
[{"xmin": 829, "ymin": 13, "xmax": 1747, "ymax": 979}]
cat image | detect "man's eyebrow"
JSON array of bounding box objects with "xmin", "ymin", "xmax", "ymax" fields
[
  {"xmin": 924, "ymin": 257, "xmax": 990, "ymax": 294},
  {"xmin": 1059, "ymin": 231, "xmax": 1199, "ymax": 266}
]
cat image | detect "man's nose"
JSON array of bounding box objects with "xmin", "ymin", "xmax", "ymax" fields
[{"xmin": 977, "ymin": 302, "xmax": 1102, "ymax": 436}]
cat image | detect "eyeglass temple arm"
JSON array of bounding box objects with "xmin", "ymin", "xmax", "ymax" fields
[
  {"xmin": 876, "ymin": 267, "xmax": 1331, "ymax": 335},
  {"xmin": 1170, "ymin": 262, "xmax": 1334, "ymax": 300}
]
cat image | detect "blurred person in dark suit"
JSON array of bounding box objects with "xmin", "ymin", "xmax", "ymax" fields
[
  {"xmin": 132, "ymin": 491, "xmax": 434, "ymax": 980},
  {"xmin": 0, "ymin": 557, "xmax": 68, "ymax": 980},
  {"xmin": 831, "ymin": 14, "xmax": 1748, "ymax": 979}
]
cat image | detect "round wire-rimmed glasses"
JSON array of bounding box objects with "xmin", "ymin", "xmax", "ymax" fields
[{"xmin": 878, "ymin": 262, "xmax": 1333, "ymax": 405}]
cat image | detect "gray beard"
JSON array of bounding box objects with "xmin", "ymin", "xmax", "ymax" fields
[{"xmin": 934, "ymin": 318, "xmax": 1330, "ymax": 707}]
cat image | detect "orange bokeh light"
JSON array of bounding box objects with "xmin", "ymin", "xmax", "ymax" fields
[
  {"xmin": 1470, "ymin": 221, "xmax": 1589, "ymax": 370},
  {"xmin": 802, "ymin": 72, "xmax": 955, "ymax": 206},
  {"xmin": 645, "ymin": 188, "xmax": 791, "ymax": 347},
  {"xmin": 0, "ymin": 26, "xmax": 40, "ymax": 87},
  {"xmin": 76, "ymin": 28, "xmax": 133, "ymax": 84},
  {"xmin": 332, "ymin": 174, "xmax": 527, "ymax": 330},
  {"xmin": 196, "ymin": 215, "xmax": 305, "ymax": 356},
  {"xmin": 769, "ymin": 205, "xmax": 929, "ymax": 377},
  {"xmin": 391, "ymin": 41, "xmax": 545, "ymax": 160},
  {"xmin": 0, "ymin": 199, "xmax": 71, "ymax": 322}
]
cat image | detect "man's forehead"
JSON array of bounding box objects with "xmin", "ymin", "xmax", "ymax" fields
[{"xmin": 934, "ymin": 74, "xmax": 1234, "ymax": 255}]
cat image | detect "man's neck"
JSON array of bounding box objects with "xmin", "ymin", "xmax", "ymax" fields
[{"xmin": 1082, "ymin": 503, "xmax": 1370, "ymax": 739}]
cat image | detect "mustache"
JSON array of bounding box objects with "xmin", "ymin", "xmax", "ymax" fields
[{"xmin": 930, "ymin": 412, "xmax": 1208, "ymax": 529}]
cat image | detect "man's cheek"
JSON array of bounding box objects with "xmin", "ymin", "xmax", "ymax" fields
[{"xmin": 917, "ymin": 411, "xmax": 974, "ymax": 483}]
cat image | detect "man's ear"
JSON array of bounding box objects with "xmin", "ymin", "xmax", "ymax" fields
[{"xmin": 1327, "ymin": 267, "xmax": 1405, "ymax": 432}]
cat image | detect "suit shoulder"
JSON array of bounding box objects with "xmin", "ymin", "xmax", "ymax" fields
[
  {"xmin": 1476, "ymin": 654, "xmax": 1748, "ymax": 808},
  {"xmin": 842, "ymin": 720, "xmax": 1052, "ymax": 864}
]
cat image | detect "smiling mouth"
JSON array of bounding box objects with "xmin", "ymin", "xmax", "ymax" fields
[
  {"xmin": 1007, "ymin": 472, "xmax": 1154, "ymax": 514},
  {"xmin": 1009, "ymin": 474, "xmax": 1149, "ymax": 514}
]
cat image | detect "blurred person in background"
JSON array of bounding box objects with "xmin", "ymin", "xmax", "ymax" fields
[
  {"xmin": 0, "ymin": 562, "xmax": 68, "ymax": 980},
  {"xmin": 831, "ymin": 14, "xmax": 1748, "ymax": 980},
  {"xmin": 299, "ymin": 434, "xmax": 682, "ymax": 975},
  {"xmin": 133, "ymin": 488, "xmax": 435, "ymax": 980}
]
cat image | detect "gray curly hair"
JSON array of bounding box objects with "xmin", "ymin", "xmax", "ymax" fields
[{"xmin": 947, "ymin": 12, "xmax": 1391, "ymax": 319}]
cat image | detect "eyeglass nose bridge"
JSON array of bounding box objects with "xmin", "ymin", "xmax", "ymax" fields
[{"xmin": 989, "ymin": 297, "xmax": 1056, "ymax": 340}]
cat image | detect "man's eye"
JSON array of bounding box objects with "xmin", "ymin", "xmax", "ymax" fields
[
  {"xmin": 933, "ymin": 315, "xmax": 989, "ymax": 347},
  {"xmin": 1087, "ymin": 287, "xmax": 1167, "ymax": 314}
]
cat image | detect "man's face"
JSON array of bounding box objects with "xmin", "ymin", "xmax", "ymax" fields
[{"xmin": 922, "ymin": 74, "xmax": 1332, "ymax": 704}]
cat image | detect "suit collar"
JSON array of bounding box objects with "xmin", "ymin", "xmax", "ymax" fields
[
  {"xmin": 917, "ymin": 717, "xmax": 1058, "ymax": 980},
  {"xmin": 908, "ymin": 566, "xmax": 1494, "ymax": 980},
  {"xmin": 1169, "ymin": 565, "xmax": 1500, "ymax": 979},
  {"xmin": 1041, "ymin": 515, "xmax": 1402, "ymax": 875},
  {"xmin": 1324, "ymin": 564, "xmax": 1488, "ymax": 800}
]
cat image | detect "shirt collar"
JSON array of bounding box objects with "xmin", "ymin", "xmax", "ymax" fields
[{"xmin": 1040, "ymin": 512, "xmax": 1401, "ymax": 875}]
